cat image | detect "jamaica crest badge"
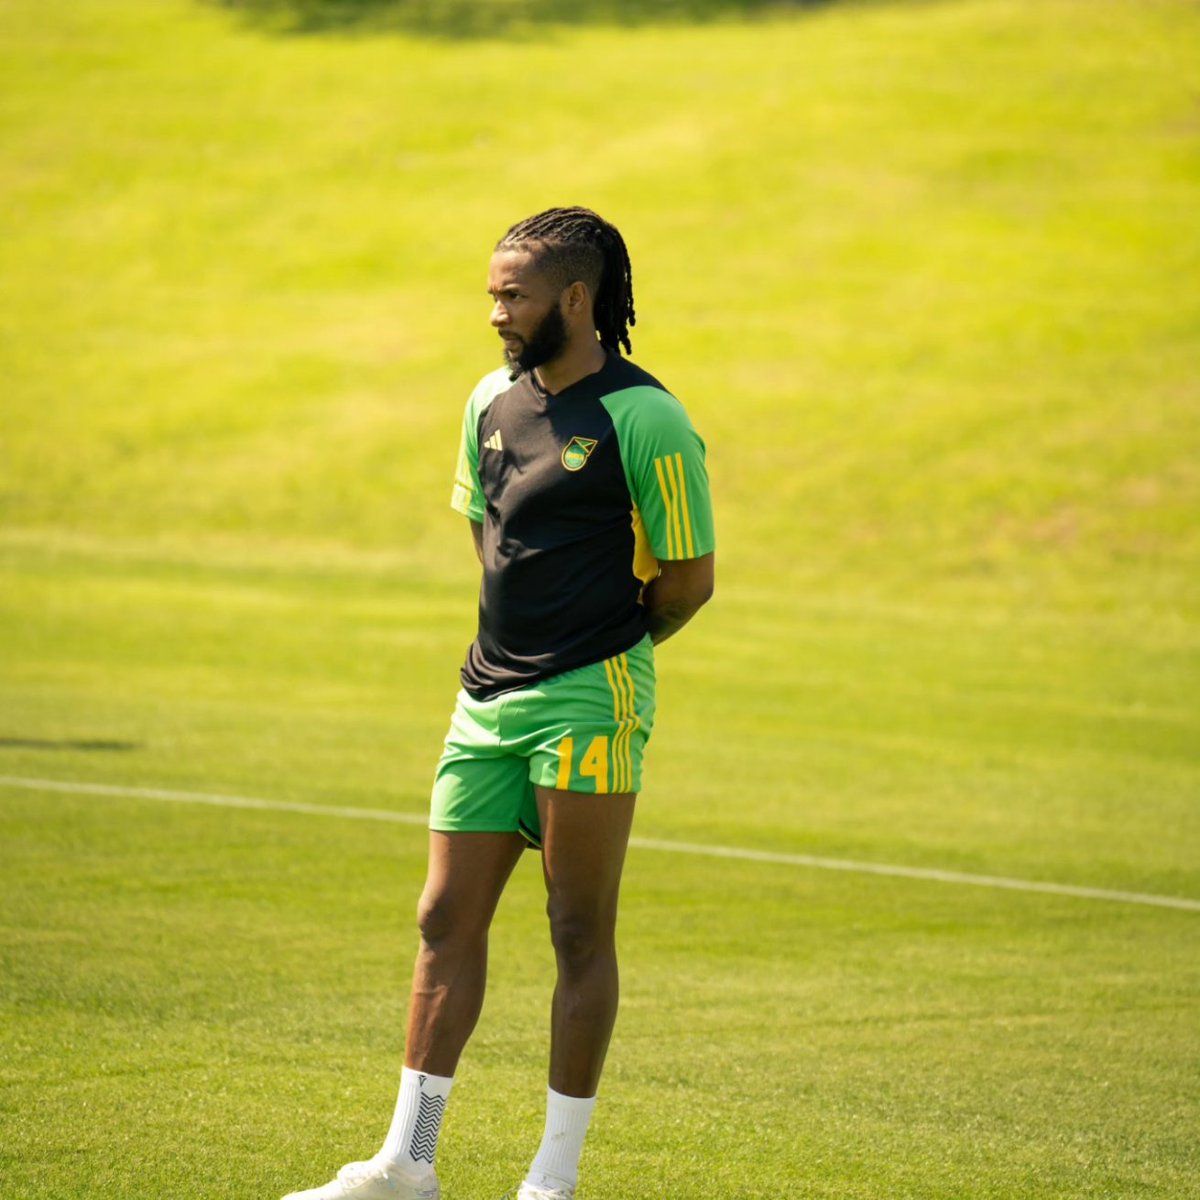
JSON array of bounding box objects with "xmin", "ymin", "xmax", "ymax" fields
[{"xmin": 561, "ymin": 436, "xmax": 599, "ymax": 472}]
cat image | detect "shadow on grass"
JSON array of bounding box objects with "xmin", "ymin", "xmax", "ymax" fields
[{"xmin": 210, "ymin": 0, "xmax": 839, "ymax": 38}]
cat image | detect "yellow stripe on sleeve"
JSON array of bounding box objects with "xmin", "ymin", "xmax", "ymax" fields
[
  {"xmin": 672, "ymin": 452, "xmax": 695, "ymax": 557},
  {"xmin": 653, "ymin": 457, "xmax": 677, "ymax": 558},
  {"xmin": 656, "ymin": 456, "xmax": 683, "ymax": 559},
  {"xmin": 662, "ymin": 456, "xmax": 685, "ymax": 560}
]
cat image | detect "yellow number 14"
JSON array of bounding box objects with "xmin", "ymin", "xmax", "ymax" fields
[{"xmin": 555, "ymin": 735, "xmax": 609, "ymax": 793}]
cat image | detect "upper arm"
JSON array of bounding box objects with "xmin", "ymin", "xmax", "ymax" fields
[
  {"xmin": 470, "ymin": 519, "xmax": 483, "ymax": 563},
  {"xmin": 450, "ymin": 406, "xmax": 485, "ymax": 522},
  {"xmin": 604, "ymin": 387, "xmax": 715, "ymax": 564},
  {"xmin": 451, "ymin": 371, "xmax": 508, "ymax": 522}
]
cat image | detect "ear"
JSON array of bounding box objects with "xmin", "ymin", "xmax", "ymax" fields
[{"xmin": 562, "ymin": 279, "xmax": 590, "ymax": 317}]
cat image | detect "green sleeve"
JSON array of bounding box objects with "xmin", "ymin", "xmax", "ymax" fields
[
  {"xmin": 450, "ymin": 369, "xmax": 509, "ymax": 521},
  {"xmin": 603, "ymin": 386, "xmax": 716, "ymax": 561}
]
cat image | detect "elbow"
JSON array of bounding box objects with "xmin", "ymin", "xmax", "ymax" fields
[
  {"xmin": 648, "ymin": 554, "xmax": 714, "ymax": 620},
  {"xmin": 689, "ymin": 579, "xmax": 714, "ymax": 612},
  {"xmin": 679, "ymin": 576, "xmax": 713, "ymax": 621},
  {"xmin": 694, "ymin": 561, "xmax": 715, "ymax": 608}
]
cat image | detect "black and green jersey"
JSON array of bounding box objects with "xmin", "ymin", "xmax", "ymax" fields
[{"xmin": 451, "ymin": 352, "xmax": 715, "ymax": 699}]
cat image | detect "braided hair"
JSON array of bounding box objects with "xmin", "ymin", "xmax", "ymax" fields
[{"xmin": 496, "ymin": 206, "xmax": 636, "ymax": 357}]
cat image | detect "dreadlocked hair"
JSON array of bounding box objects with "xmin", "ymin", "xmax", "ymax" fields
[{"xmin": 496, "ymin": 206, "xmax": 636, "ymax": 357}]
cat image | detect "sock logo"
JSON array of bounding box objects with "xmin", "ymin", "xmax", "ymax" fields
[{"xmin": 409, "ymin": 1093, "xmax": 445, "ymax": 1165}]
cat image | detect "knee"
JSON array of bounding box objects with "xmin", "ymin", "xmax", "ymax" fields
[
  {"xmin": 547, "ymin": 900, "xmax": 615, "ymax": 972},
  {"xmin": 416, "ymin": 886, "xmax": 468, "ymax": 950}
]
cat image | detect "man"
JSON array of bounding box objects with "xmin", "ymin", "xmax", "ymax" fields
[{"xmin": 283, "ymin": 207, "xmax": 715, "ymax": 1200}]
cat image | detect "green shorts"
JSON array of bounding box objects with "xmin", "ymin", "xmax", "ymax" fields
[{"xmin": 430, "ymin": 635, "xmax": 656, "ymax": 848}]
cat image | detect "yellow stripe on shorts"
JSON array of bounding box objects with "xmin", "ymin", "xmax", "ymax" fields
[
  {"xmin": 620, "ymin": 654, "xmax": 642, "ymax": 791},
  {"xmin": 603, "ymin": 652, "xmax": 641, "ymax": 793},
  {"xmin": 602, "ymin": 657, "xmax": 625, "ymax": 791}
]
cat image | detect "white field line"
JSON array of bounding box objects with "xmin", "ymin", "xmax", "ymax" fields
[
  {"xmin": 2, "ymin": 774, "xmax": 1198, "ymax": 913},
  {"xmin": 0, "ymin": 774, "xmax": 429, "ymax": 827}
]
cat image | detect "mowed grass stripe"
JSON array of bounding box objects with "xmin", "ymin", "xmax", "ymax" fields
[{"xmin": 4, "ymin": 773, "xmax": 1197, "ymax": 913}]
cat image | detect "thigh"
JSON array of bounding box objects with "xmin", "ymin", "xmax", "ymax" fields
[
  {"xmin": 535, "ymin": 786, "xmax": 638, "ymax": 922},
  {"xmin": 419, "ymin": 829, "xmax": 526, "ymax": 940}
]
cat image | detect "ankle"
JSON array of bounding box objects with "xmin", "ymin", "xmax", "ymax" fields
[{"xmin": 378, "ymin": 1066, "xmax": 453, "ymax": 1176}]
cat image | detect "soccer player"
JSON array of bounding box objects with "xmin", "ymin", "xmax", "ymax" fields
[{"xmin": 282, "ymin": 207, "xmax": 715, "ymax": 1200}]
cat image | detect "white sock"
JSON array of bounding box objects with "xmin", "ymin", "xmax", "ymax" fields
[
  {"xmin": 524, "ymin": 1087, "xmax": 597, "ymax": 1192},
  {"xmin": 378, "ymin": 1066, "xmax": 453, "ymax": 1178}
]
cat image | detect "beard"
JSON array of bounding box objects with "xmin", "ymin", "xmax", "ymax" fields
[{"xmin": 503, "ymin": 303, "xmax": 569, "ymax": 380}]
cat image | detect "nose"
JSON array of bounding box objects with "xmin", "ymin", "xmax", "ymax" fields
[{"xmin": 490, "ymin": 300, "xmax": 508, "ymax": 328}]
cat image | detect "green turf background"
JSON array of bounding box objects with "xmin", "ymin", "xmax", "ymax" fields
[{"xmin": 2, "ymin": 1, "xmax": 1198, "ymax": 1197}]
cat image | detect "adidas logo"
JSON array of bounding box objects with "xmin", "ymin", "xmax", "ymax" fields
[{"xmin": 483, "ymin": 431, "xmax": 504, "ymax": 451}]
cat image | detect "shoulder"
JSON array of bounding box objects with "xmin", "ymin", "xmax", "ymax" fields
[
  {"xmin": 601, "ymin": 355, "xmax": 670, "ymax": 398},
  {"xmin": 600, "ymin": 358, "xmax": 696, "ymax": 440},
  {"xmin": 466, "ymin": 367, "xmax": 515, "ymax": 418}
]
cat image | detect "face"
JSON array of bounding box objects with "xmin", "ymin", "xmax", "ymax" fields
[{"xmin": 487, "ymin": 248, "xmax": 569, "ymax": 376}]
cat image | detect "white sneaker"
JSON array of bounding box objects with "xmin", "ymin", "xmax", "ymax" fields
[
  {"xmin": 516, "ymin": 1182, "xmax": 575, "ymax": 1200},
  {"xmin": 282, "ymin": 1159, "xmax": 440, "ymax": 1200}
]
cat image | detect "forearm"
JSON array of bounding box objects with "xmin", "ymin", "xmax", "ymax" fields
[
  {"xmin": 642, "ymin": 555, "xmax": 714, "ymax": 645},
  {"xmin": 643, "ymin": 588, "xmax": 704, "ymax": 645}
]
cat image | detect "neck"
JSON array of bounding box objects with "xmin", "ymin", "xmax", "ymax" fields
[{"xmin": 535, "ymin": 335, "xmax": 607, "ymax": 395}]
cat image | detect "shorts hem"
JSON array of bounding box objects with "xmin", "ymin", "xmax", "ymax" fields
[
  {"xmin": 428, "ymin": 817, "xmax": 543, "ymax": 850},
  {"xmin": 429, "ymin": 818, "xmax": 519, "ymax": 834}
]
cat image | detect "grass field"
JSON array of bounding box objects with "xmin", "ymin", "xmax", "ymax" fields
[{"xmin": 2, "ymin": 1, "xmax": 1199, "ymax": 1197}]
